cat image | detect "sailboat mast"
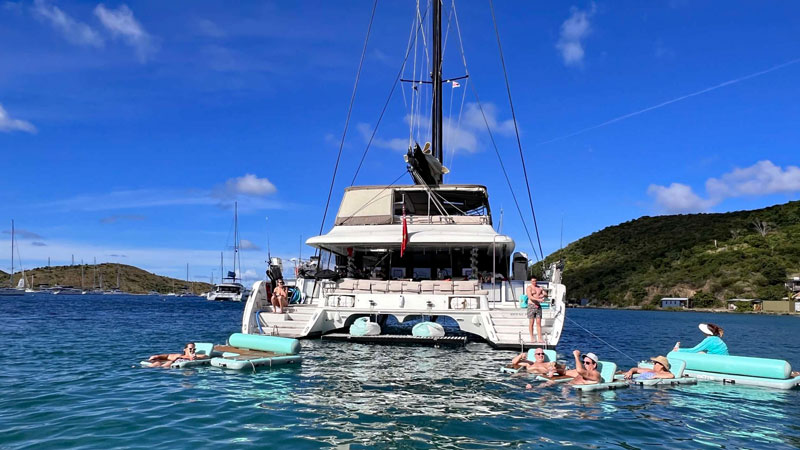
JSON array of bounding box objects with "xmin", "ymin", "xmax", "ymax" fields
[
  {"xmin": 10, "ymin": 220, "xmax": 14, "ymax": 287},
  {"xmin": 234, "ymin": 201, "xmax": 239, "ymax": 283},
  {"xmin": 431, "ymin": 0, "xmax": 443, "ymax": 172}
]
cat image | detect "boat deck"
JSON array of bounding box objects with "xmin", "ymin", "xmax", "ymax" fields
[{"xmin": 321, "ymin": 333, "xmax": 467, "ymax": 347}]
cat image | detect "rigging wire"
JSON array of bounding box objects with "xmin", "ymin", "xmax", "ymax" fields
[
  {"xmin": 351, "ymin": 5, "xmax": 430, "ymax": 186},
  {"xmin": 488, "ymin": 0, "xmax": 545, "ymax": 264},
  {"xmin": 449, "ymin": 2, "xmax": 540, "ymax": 262},
  {"xmin": 567, "ymin": 316, "xmax": 638, "ymax": 363},
  {"xmin": 318, "ymin": 0, "xmax": 379, "ymax": 235}
]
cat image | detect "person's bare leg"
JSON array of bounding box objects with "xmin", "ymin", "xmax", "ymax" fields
[
  {"xmin": 528, "ymin": 318, "xmax": 534, "ymax": 342},
  {"xmin": 535, "ymin": 317, "xmax": 544, "ymax": 343}
]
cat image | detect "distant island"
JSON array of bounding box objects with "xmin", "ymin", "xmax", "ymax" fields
[
  {"xmin": 5, "ymin": 263, "xmax": 213, "ymax": 294},
  {"xmin": 543, "ymin": 200, "xmax": 800, "ymax": 308}
]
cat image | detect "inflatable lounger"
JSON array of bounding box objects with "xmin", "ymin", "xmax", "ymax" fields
[
  {"xmin": 500, "ymin": 349, "xmax": 557, "ymax": 374},
  {"xmin": 621, "ymin": 359, "xmax": 698, "ymax": 386},
  {"xmin": 572, "ymin": 361, "xmax": 629, "ymax": 392},
  {"xmin": 140, "ymin": 342, "xmax": 218, "ymax": 369},
  {"xmin": 210, "ymin": 333, "xmax": 302, "ymax": 371},
  {"xmin": 667, "ymin": 351, "xmax": 800, "ymax": 390}
]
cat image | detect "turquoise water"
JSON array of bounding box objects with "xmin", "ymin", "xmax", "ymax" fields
[{"xmin": 2, "ymin": 295, "xmax": 799, "ymax": 449}]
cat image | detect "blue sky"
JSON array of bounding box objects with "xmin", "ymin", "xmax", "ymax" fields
[{"xmin": 1, "ymin": 1, "xmax": 799, "ymax": 282}]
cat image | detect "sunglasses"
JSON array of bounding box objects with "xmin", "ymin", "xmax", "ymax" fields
[
  {"xmin": 583, "ymin": 359, "xmax": 596, "ymax": 365},
  {"xmin": 187, "ymin": 347, "xmax": 196, "ymax": 352},
  {"xmin": 534, "ymin": 352, "xmax": 545, "ymax": 356}
]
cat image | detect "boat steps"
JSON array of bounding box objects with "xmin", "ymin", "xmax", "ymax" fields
[
  {"xmin": 321, "ymin": 333, "xmax": 467, "ymax": 347},
  {"xmin": 254, "ymin": 310, "xmax": 316, "ymax": 337}
]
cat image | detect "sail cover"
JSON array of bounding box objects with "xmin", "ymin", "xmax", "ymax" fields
[{"xmin": 335, "ymin": 187, "xmax": 394, "ymax": 225}]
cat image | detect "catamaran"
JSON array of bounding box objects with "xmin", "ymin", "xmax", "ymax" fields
[{"xmin": 241, "ymin": 2, "xmax": 565, "ymax": 349}]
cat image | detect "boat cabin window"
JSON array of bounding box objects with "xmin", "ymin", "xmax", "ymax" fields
[
  {"xmin": 333, "ymin": 247, "xmax": 509, "ymax": 281},
  {"xmin": 394, "ymin": 189, "xmax": 489, "ymax": 217}
]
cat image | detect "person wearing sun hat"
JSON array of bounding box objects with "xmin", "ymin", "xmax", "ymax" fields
[
  {"xmin": 622, "ymin": 356, "xmax": 675, "ymax": 380},
  {"xmin": 564, "ymin": 350, "xmax": 601, "ymax": 385},
  {"xmin": 672, "ymin": 323, "xmax": 729, "ymax": 355}
]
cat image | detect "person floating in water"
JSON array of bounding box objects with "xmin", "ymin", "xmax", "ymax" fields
[
  {"xmin": 623, "ymin": 356, "xmax": 675, "ymax": 381},
  {"xmin": 147, "ymin": 343, "xmax": 207, "ymax": 368},
  {"xmin": 673, "ymin": 323, "xmax": 729, "ymax": 355},
  {"xmin": 510, "ymin": 349, "xmax": 565, "ymax": 376}
]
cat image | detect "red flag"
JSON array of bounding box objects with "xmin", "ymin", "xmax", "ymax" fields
[{"xmin": 401, "ymin": 206, "xmax": 408, "ymax": 257}]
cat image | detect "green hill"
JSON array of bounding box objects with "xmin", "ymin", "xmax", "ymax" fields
[
  {"xmin": 10, "ymin": 263, "xmax": 213, "ymax": 294},
  {"xmin": 544, "ymin": 201, "xmax": 800, "ymax": 307}
]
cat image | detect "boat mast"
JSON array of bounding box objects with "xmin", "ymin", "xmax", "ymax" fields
[
  {"xmin": 431, "ymin": 0, "xmax": 443, "ymax": 178},
  {"xmin": 234, "ymin": 201, "xmax": 239, "ymax": 283},
  {"xmin": 10, "ymin": 220, "xmax": 14, "ymax": 287}
]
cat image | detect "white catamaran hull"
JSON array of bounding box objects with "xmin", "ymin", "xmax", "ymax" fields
[{"xmin": 242, "ymin": 278, "xmax": 565, "ymax": 349}]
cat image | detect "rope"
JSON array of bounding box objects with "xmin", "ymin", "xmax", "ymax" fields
[
  {"xmin": 318, "ymin": 0, "xmax": 379, "ymax": 235},
  {"xmin": 488, "ymin": 0, "xmax": 545, "ymax": 264},
  {"xmin": 566, "ymin": 316, "xmax": 638, "ymax": 363},
  {"xmin": 351, "ymin": 5, "xmax": 429, "ymax": 186}
]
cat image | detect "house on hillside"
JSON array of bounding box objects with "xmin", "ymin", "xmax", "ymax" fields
[
  {"xmin": 660, "ymin": 297, "xmax": 690, "ymax": 308},
  {"xmin": 726, "ymin": 299, "xmax": 763, "ymax": 311},
  {"xmin": 785, "ymin": 277, "xmax": 800, "ymax": 294}
]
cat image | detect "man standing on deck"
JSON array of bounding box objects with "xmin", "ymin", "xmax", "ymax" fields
[{"xmin": 526, "ymin": 277, "xmax": 545, "ymax": 343}]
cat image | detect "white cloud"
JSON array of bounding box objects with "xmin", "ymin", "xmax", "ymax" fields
[
  {"xmin": 2, "ymin": 228, "xmax": 44, "ymax": 240},
  {"xmin": 555, "ymin": 4, "xmax": 595, "ymax": 67},
  {"xmin": 0, "ymin": 104, "xmax": 36, "ymax": 133},
  {"xmin": 239, "ymin": 239, "xmax": 261, "ymax": 251},
  {"xmin": 223, "ymin": 174, "xmax": 277, "ymax": 196},
  {"xmin": 94, "ymin": 4, "xmax": 155, "ymax": 62},
  {"xmin": 647, "ymin": 183, "xmax": 715, "ymax": 214},
  {"xmin": 32, "ymin": 0, "xmax": 103, "ymax": 47},
  {"xmin": 461, "ymin": 103, "xmax": 516, "ymax": 138},
  {"xmin": 647, "ymin": 160, "xmax": 800, "ymax": 214},
  {"xmin": 356, "ymin": 123, "xmax": 409, "ymax": 152},
  {"xmin": 705, "ymin": 160, "xmax": 800, "ymax": 199}
]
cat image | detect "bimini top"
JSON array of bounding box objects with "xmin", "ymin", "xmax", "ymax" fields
[
  {"xmin": 335, "ymin": 184, "xmax": 491, "ymax": 226},
  {"xmin": 306, "ymin": 223, "xmax": 514, "ymax": 254}
]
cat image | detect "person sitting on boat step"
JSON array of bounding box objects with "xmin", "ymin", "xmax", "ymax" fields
[
  {"xmin": 510, "ymin": 349, "xmax": 564, "ymax": 376},
  {"xmin": 564, "ymin": 350, "xmax": 601, "ymax": 385},
  {"xmin": 147, "ymin": 343, "xmax": 207, "ymax": 367},
  {"xmin": 526, "ymin": 277, "xmax": 545, "ymax": 344},
  {"xmin": 673, "ymin": 323, "xmax": 728, "ymax": 355},
  {"xmin": 271, "ymin": 279, "xmax": 289, "ymax": 314},
  {"xmin": 623, "ymin": 356, "xmax": 675, "ymax": 380}
]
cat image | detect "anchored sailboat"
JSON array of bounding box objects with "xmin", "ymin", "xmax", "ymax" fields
[
  {"xmin": 1, "ymin": 220, "xmax": 24, "ymax": 296},
  {"xmin": 207, "ymin": 202, "xmax": 245, "ymax": 301}
]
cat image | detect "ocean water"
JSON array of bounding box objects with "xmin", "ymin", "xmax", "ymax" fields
[{"xmin": 1, "ymin": 295, "xmax": 799, "ymax": 449}]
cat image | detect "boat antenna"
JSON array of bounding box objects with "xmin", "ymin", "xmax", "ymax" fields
[
  {"xmin": 431, "ymin": 0, "xmax": 443, "ymax": 174},
  {"xmin": 560, "ymin": 214, "xmax": 564, "ymax": 251},
  {"xmin": 265, "ymin": 216, "xmax": 271, "ymax": 261}
]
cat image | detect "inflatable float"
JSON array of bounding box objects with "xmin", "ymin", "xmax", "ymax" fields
[
  {"xmin": 499, "ymin": 349, "xmax": 558, "ymax": 374},
  {"xmin": 210, "ymin": 333, "xmax": 302, "ymax": 371},
  {"xmin": 570, "ymin": 361, "xmax": 629, "ymax": 392},
  {"xmin": 622, "ymin": 359, "xmax": 698, "ymax": 386},
  {"xmin": 666, "ymin": 351, "xmax": 800, "ymax": 390},
  {"xmin": 412, "ymin": 321, "xmax": 445, "ymax": 338},
  {"xmin": 140, "ymin": 342, "xmax": 218, "ymax": 369},
  {"xmin": 349, "ymin": 317, "xmax": 381, "ymax": 336}
]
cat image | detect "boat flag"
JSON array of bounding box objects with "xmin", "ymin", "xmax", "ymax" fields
[
  {"xmin": 401, "ymin": 204, "xmax": 408, "ymax": 257},
  {"xmin": 451, "ymin": 81, "xmax": 460, "ymax": 88}
]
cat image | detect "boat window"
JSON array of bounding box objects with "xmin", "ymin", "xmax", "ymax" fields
[{"xmin": 394, "ymin": 189, "xmax": 488, "ymax": 217}]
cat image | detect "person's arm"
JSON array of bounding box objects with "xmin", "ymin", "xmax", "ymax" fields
[
  {"xmin": 623, "ymin": 367, "xmax": 648, "ymax": 379},
  {"xmin": 572, "ymin": 350, "xmax": 586, "ymax": 377},
  {"xmin": 676, "ymin": 337, "xmax": 714, "ymax": 353}
]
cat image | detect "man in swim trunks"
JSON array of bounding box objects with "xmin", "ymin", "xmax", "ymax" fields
[
  {"xmin": 564, "ymin": 350, "xmax": 601, "ymax": 385},
  {"xmin": 148, "ymin": 343, "xmax": 207, "ymax": 368},
  {"xmin": 623, "ymin": 356, "xmax": 675, "ymax": 380},
  {"xmin": 526, "ymin": 277, "xmax": 545, "ymax": 343},
  {"xmin": 510, "ymin": 349, "xmax": 564, "ymax": 376}
]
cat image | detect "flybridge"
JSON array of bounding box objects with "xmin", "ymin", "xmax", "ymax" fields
[{"xmin": 334, "ymin": 185, "xmax": 492, "ymax": 227}]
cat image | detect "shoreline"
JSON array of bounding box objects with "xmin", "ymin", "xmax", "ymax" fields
[{"xmin": 568, "ymin": 305, "xmax": 799, "ymax": 316}]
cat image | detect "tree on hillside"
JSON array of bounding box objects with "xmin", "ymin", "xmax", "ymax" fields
[{"xmin": 752, "ymin": 219, "xmax": 771, "ymax": 237}]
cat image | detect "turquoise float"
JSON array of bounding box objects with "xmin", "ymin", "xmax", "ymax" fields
[
  {"xmin": 210, "ymin": 334, "xmax": 302, "ymax": 371},
  {"xmin": 412, "ymin": 321, "xmax": 445, "ymax": 337},
  {"xmin": 499, "ymin": 349, "xmax": 557, "ymax": 374},
  {"xmin": 139, "ymin": 342, "xmax": 218, "ymax": 369},
  {"xmin": 228, "ymin": 333, "xmax": 301, "ymax": 355},
  {"xmin": 624, "ymin": 359, "xmax": 698, "ymax": 386},
  {"xmin": 571, "ymin": 361, "xmax": 629, "ymax": 391},
  {"xmin": 667, "ymin": 351, "xmax": 800, "ymax": 389}
]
